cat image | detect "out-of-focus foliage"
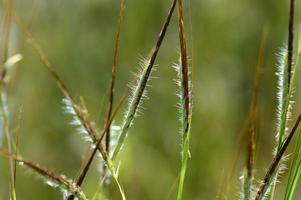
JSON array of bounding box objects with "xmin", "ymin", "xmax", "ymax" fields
[{"xmin": 1, "ymin": 0, "xmax": 301, "ymax": 199}]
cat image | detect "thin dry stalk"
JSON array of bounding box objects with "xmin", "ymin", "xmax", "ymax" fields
[
  {"xmin": 105, "ymin": 0, "xmax": 125, "ymax": 153},
  {"xmin": 244, "ymin": 28, "xmax": 268, "ymax": 199},
  {"xmin": 112, "ymin": 0, "xmax": 177, "ymax": 159},
  {"xmin": 14, "ymin": 15, "xmax": 103, "ymax": 155}
]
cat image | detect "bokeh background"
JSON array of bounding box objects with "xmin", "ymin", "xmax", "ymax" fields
[{"xmin": 1, "ymin": 0, "xmax": 301, "ymax": 199}]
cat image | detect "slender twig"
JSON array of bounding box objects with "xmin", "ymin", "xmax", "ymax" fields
[
  {"xmin": 245, "ymin": 28, "xmax": 268, "ymax": 199},
  {"xmin": 112, "ymin": 0, "xmax": 177, "ymax": 159},
  {"xmin": 14, "ymin": 15, "xmax": 104, "ymax": 153},
  {"xmin": 254, "ymin": 113, "xmax": 301, "ymax": 200},
  {"xmin": 105, "ymin": 0, "xmax": 125, "ymax": 153}
]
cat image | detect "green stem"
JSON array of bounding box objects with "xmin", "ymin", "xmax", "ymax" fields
[{"xmin": 177, "ymin": 131, "xmax": 190, "ymax": 200}]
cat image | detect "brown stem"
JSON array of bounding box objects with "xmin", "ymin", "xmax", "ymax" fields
[
  {"xmin": 105, "ymin": 0, "xmax": 125, "ymax": 158},
  {"xmin": 177, "ymin": 0, "xmax": 191, "ymax": 134}
]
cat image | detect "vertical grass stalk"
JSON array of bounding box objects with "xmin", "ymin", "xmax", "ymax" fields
[
  {"xmin": 284, "ymin": 129, "xmax": 301, "ymax": 200},
  {"xmin": 241, "ymin": 28, "xmax": 267, "ymax": 200},
  {"xmin": 176, "ymin": 0, "xmax": 193, "ymax": 199},
  {"xmin": 0, "ymin": 0, "xmax": 18, "ymax": 199},
  {"xmin": 283, "ymin": 27, "xmax": 301, "ymax": 200},
  {"xmin": 105, "ymin": 0, "xmax": 125, "ymax": 154},
  {"xmin": 112, "ymin": 0, "xmax": 177, "ymax": 159},
  {"xmin": 267, "ymin": 1, "xmax": 296, "ymax": 198}
]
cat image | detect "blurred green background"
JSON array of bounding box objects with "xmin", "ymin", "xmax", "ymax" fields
[{"xmin": 1, "ymin": 0, "xmax": 301, "ymax": 199}]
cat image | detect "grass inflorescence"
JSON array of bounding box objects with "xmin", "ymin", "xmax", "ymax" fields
[
  {"xmin": 3, "ymin": 0, "xmax": 301, "ymax": 200},
  {"xmin": 1, "ymin": 0, "xmax": 193, "ymax": 199},
  {"xmin": 174, "ymin": 0, "xmax": 192, "ymax": 199}
]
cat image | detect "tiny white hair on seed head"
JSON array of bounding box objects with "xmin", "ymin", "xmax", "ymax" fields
[
  {"xmin": 112, "ymin": 55, "xmax": 158, "ymax": 158},
  {"xmin": 62, "ymin": 98, "xmax": 95, "ymax": 149}
]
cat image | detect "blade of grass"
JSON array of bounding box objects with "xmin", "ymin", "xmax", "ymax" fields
[
  {"xmin": 0, "ymin": 0, "xmax": 16, "ymax": 198},
  {"xmin": 268, "ymin": 1, "xmax": 297, "ymax": 197},
  {"xmin": 283, "ymin": 25, "xmax": 301, "ymax": 200},
  {"xmin": 277, "ymin": 0, "xmax": 296, "ymax": 151},
  {"xmin": 176, "ymin": 0, "xmax": 193, "ymax": 199},
  {"xmin": 284, "ymin": 129, "xmax": 301, "ymax": 200},
  {"xmin": 278, "ymin": 0, "xmax": 296, "ymax": 153},
  {"xmin": 242, "ymin": 28, "xmax": 268, "ymax": 200},
  {"xmin": 254, "ymin": 113, "xmax": 301, "ymax": 200},
  {"xmin": 111, "ymin": 0, "xmax": 177, "ymax": 159},
  {"xmin": 105, "ymin": 0, "xmax": 125, "ymax": 153}
]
